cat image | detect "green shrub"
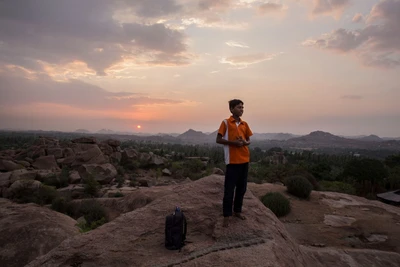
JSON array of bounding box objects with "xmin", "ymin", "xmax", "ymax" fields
[
  {"xmin": 58, "ymin": 167, "xmax": 70, "ymax": 188},
  {"xmin": 284, "ymin": 175, "xmax": 313, "ymax": 199},
  {"xmin": 58, "ymin": 200, "xmax": 108, "ymax": 232},
  {"xmin": 261, "ymin": 192, "xmax": 291, "ymax": 217},
  {"xmin": 319, "ymin": 181, "xmax": 356, "ymax": 195},
  {"xmin": 35, "ymin": 185, "xmax": 58, "ymax": 205},
  {"xmin": 115, "ymin": 176, "xmax": 124, "ymax": 188},
  {"xmin": 51, "ymin": 196, "xmax": 74, "ymax": 215},
  {"xmin": 287, "ymin": 168, "xmax": 320, "ymax": 190},
  {"xmin": 116, "ymin": 166, "xmax": 125, "ymax": 175},
  {"xmin": 170, "ymin": 161, "xmax": 183, "ymax": 173},
  {"xmin": 12, "ymin": 181, "xmax": 57, "ymax": 205},
  {"xmin": 43, "ymin": 173, "xmax": 69, "ymax": 189},
  {"xmin": 78, "ymin": 200, "xmax": 108, "ymax": 226},
  {"xmin": 77, "ymin": 217, "xmax": 107, "ymax": 233},
  {"xmin": 248, "ymin": 163, "xmax": 269, "ymax": 184},
  {"xmin": 83, "ymin": 175, "xmax": 100, "ymax": 197}
]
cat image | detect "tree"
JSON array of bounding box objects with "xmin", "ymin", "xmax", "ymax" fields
[
  {"xmin": 384, "ymin": 154, "xmax": 400, "ymax": 168},
  {"xmin": 343, "ymin": 158, "xmax": 388, "ymax": 196}
]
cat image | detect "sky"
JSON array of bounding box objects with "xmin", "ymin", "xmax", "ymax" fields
[{"xmin": 0, "ymin": 0, "xmax": 399, "ymax": 137}]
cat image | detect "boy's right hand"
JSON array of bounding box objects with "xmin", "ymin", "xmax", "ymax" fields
[
  {"xmin": 232, "ymin": 140, "xmax": 243, "ymax": 147},
  {"xmin": 233, "ymin": 137, "xmax": 245, "ymax": 147}
]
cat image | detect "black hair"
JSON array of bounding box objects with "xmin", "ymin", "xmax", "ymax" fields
[{"xmin": 229, "ymin": 99, "xmax": 243, "ymax": 110}]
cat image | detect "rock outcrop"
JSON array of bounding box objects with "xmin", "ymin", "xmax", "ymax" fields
[
  {"xmin": 0, "ymin": 136, "xmax": 171, "ymax": 199},
  {"xmin": 24, "ymin": 175, "xmax": 400, "ymax": 267},
  {"xmin": 0, "ymin": 198, "xmax": 79, "ymax": 267}
]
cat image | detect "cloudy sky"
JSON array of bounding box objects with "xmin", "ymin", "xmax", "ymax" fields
[{"xmin": 0, "ymin": 0, "xmax": 399, "ymax": 137}]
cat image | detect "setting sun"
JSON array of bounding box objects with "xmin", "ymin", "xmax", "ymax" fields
[{"xmin": 137, "ymin": 125, "xmax": 141, "ymax": 129}]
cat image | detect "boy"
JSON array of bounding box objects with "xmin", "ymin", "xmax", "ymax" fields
[{"xmin": 216, "ymin": 99, "xmax": 253, "ymax": 227}]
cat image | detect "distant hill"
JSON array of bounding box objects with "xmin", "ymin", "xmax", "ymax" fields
[
  {"xmin": 97, "ymin": 129, "xmax": 115, "ymax": 134},
  {"xmin": 287, "ymin": 130, "xmax": 363, "ymax": 145},
  {"xmin": 177, "ymin": 129, "xmax": 210, "ymax": 143},
  {"xmin": 252, "ymin": 133, "xmax": 299, "ymax": 141},
  {"xmin": 74, "ymin": 129, "xmax": 91, "ymax": 133},
  {"xmin": 357, "ymin": 135, "xmax": 383, "ymax": 142},
  {"xmin": 283, "ymin": 130, "xmax": 400, "ymax": 150}
]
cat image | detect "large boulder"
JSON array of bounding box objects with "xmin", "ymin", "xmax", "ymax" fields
[
  {"xmin": 0, "ymin": 172, "xmax": 12, "ymax": 187},
  {"xmin": 0, "ymin": 172, "xmax": 12, "ymax": 196},
  {"xmin": 62, "ymin": 148, "xmax": 75, "ymax": 158},
  {"xmin": 35, "ymin": 169, "xmax": 57, "ymax": 182},
  {"xmin": 46, "ymin": 147, "xmax": 63, "ymax": 159},
  {"xmin": 139, "ymin": 152, "xmax": 166, "ymax": 166},
  {"xmin": 57, "ymin": 184, "xmax": 85, "ymax": 199},
  {"xmin": 71, "ymin": 144, "xmax": 107, "ymax": 166},
  {"xmin": 68, "ymin": 170, "xmax": 81, "ymax": 184},
  {"xmin": 99, "ymin": 143, "xmax": 113, "ymax": 156},
  {"xmin": 9, "ymin": 169, "xmax": 37, "ymax": 183},
  {"xmin": 27, "ymin": 147, "xmax": 46, "ymax": 160},
  {"xmin": 78, "ymin": 163, "xmax": 118, "ymax": 184},
  {"xmin": 106, "ymin": 139, "xmax": 121, "ymax": 147},
  {"xmin": 32, "ymin": 155, "xmax": 59, "ymax": 170},
  {"xmin": 110, "ymin": 152, "xmax": 122, "ymax": 163},
  {"xmin": 25, "ymin": 175, "xmax": 400, "ymax": 267},
  {"xmin": 33, "ymin": 136, "xmax": 59, "ymax": 146},
  {"xmin": 6, "ymin": 179, "xmax": 42, "ymax": 199},
  {"xmin": 0, "ymin": 159, "xmax": 24, "ymax": 172},
  {"xmin": 0, "ymin": 198, "xmax": 79, "ymax": 267},
  {"xmin": 121, "ymin": 148, "xmax": 139, "ymax": 161}
]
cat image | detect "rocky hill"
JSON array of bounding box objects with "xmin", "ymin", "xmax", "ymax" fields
[{"xmin": 0, "ymin": 175, "xmax": 399, "ymax": 267}]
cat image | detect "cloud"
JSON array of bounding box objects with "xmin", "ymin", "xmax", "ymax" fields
[
  {"xmin": 302, "ymin": 28, "xmax": 367, "ymax": 52},
  {"xmin": 197, "ymin": 0, "xmax": 235, "ymax": 11},
  {"xmin": 312, "ymin": 0, "xmax": 351, "ymax": 15},
  {"xmin": 132, "ymin": 0, "xmax": 182, "ymax": 18},
  {"xmin": 219, "ymin": 52, "xmax": 282, "ymax": 68},
  {"xmin": 0, "ymin": 68, "xmax": 183, "ymax": 111},
  {"xmin": 340, "ymin": 95, "xmax": 363, "ymax": 100},
  {"xmin": 302, "ymin": 0, "xmax": 400, "ymax": 68},
  {"xmin": 352, "ymin": 13, "xmax": 364, "ymax": 23},
  {"xmin": 180, "ymin": 17, "xmax": 249, "ymax": 30},
  {"xmin": 0, "ymin": 0, "xmax": 189, "ymax": 76},
  {"xmin": 296, "ymin": 0, "xmax": 351, "ymax": 18},
  {"xmin": 257, "ymin": 2, "xmax": 287, "ymax": 15},
  {"xmin": 225, "ymin": 41, "xmax": 250, "ymax": 48}
]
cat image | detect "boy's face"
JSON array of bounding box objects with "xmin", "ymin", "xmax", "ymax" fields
[{"xmin": 230, "ymin": 103, "xmax": 244, "ymax": 117}]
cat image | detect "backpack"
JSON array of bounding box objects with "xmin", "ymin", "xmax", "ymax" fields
[{"xmin": 165, "ymin": 207, "xmax": 187, "ymax": 251}]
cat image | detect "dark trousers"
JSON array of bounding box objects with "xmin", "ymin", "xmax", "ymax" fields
[{"xmin": 223, "ymin": 163, "xmax": 249, "ymax": 217}]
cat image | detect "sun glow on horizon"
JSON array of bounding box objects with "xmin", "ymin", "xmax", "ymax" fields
[{"xmin": 137, "ymin": 125, "xmax": 141, "ymax": 129}]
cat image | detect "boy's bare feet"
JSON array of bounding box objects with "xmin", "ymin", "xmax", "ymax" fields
[
  {"xmin": 234, "ymin": 212, "xmax": 246, "ymax": 220},
  {"xmin": 223, "ymin": 217, "xmax": 230, "ymax": 227}
]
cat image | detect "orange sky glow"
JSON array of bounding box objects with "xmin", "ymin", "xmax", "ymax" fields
[{"xmin": 0, "ymin": 0, "xmax": 399, "ymax": 137}]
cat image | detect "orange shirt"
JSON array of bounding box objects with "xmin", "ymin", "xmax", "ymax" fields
[{"xmin": 218, "ymin": 116, "xmax": 253, "ymax": 164}]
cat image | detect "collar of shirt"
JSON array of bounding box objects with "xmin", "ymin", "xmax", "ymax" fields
[{"xmin": 229, "ymin": 116, "xmax": 242, "ymax": 123}]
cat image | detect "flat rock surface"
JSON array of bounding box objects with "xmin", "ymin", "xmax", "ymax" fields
[{"xmin": 248, "ymin": 182, "xmax": 400, "ymax": 254}]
